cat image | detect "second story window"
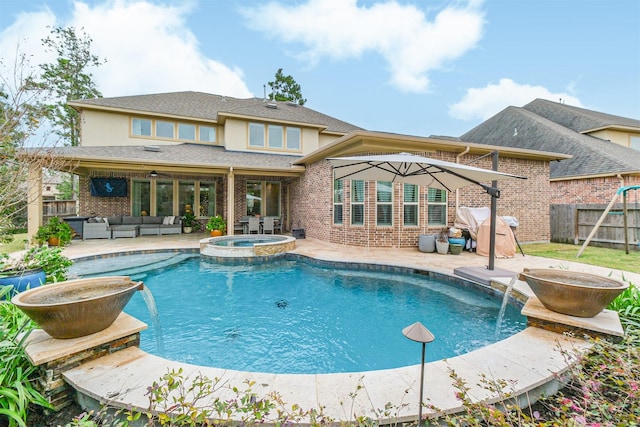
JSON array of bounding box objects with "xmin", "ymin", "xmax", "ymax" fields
[
  {"xmin": 178, "ymin": 123, "xmax": 195, "ymax": 141},
  {"xmin": 132, "ymin": 118, "xmax": 151, "ymax": 136},
  {"xmin": 268, "ymin": 125, "xmax": 283, "ymax": 148},
  {"xmin": 200, "ymin": 126, "xmax": 216, "ymax": 143},
  {"xmin": 249, "ymin": 123, "xmax": 265, "ymax": 147},
  {"xmin": 156, "ymin": 120, "xmax": 174, "ymax": 139},
  {"xmin": 248, "ymin": 122, "xmax": 302, "ymax": 152},
  {"xmin": 286, "ymin": 127, "xmax": 301, "ymax": 150}
]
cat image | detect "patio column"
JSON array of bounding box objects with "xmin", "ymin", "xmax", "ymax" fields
[
  {"xmin": 227, "ymin": 167, "xmax": 235, "ymax": 235},
  {"xmin": 27, "ymin": 164, "xmax": 43, "ymax": 240}
]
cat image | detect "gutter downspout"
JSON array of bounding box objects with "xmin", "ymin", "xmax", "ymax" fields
[{"xmin": 455, "ymin": 147, "xmax": 471, "ymax": 212}]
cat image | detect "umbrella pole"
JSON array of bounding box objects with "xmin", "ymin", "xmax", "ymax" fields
[{"xmin": 488, "ymin": 152, "xmax": 499, "ymax": 270}]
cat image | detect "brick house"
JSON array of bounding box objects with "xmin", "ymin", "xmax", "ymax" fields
[
  {"xmin": 30, "ymin": 91, "xmax": 566, "ymax": 247},
  {"xmin": 461, "ymin": 99, "xmax": 640, "ymax": 245}
]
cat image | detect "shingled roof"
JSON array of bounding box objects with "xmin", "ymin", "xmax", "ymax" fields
[
  {"xmin": 523, "ymin": 98, "xmax": 640, "ymax": 133},
  {"xmin": 69, "ymin": 91, "xmax": 363, "ymax": 134},
  {"xmin": 52, "ymin": 143, "xmax": 303, "ymax": 171},
  {"xmin": 461, "ymin": 100, "xmax": 640, "ymax": 180}
]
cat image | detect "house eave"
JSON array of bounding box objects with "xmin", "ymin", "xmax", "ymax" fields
[{"xmin": 295, "ymin": 130, "xmax": 572, "ymax": 165}]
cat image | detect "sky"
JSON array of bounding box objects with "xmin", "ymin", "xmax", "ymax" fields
[{"xmin": 1, "ymin": 0, "xmax": 639, "ymax": 139}]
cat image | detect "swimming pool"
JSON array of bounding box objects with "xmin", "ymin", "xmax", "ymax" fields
[{"xmin": 82, "ymin": 253, "xmax": 526, "ymax": 374}]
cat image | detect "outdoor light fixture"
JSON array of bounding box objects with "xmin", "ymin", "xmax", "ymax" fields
[
  {"xmin": 149, "ymin": 170, "xmax": 158, "ymax": 177},
  {"xmin": 402, "ymin": 321, "xmax": 435, "ymax": 427}
]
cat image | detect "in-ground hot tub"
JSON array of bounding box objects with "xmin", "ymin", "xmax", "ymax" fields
[{"xmin": 200, "ymin": 235, "xmax": 296, "ymax": 260}]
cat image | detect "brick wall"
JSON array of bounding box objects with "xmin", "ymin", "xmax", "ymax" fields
[
  {"xmin": 291, "ymin": 153, "xmax": 551, "ymax": 247},
  {"xmin": 78, "ymin": 173, "xmax": 225, "ymax": 218},
  {"xmin": 550, "ymin": 175, "xmax": 640, "ymax": 205}
]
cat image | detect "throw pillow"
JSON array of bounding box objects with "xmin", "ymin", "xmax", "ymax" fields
[
  {"xmin": 162, "ymin": 216, "xmax": 171, "ymax": 225},
  {"xmin": 103, "ymin": 217, "xmax": 109, "ymax": 227}
]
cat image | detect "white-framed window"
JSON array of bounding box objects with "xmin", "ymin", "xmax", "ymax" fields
[
  {"xmin": 178, "ymin": 123, "xmax": 196, "ymax": 141},
  {"xmin": 131, "ymin": 117, "xmax": 217, "ymax": 144},
  {"xmin": 403, "ymin": 184, "xmax": 418, "ymax": 226},
  {"xmin": 156, "ymin": 120, "xmax": 174, "ymax": 139},
  {"xmin": 249, "ymin": 123, "xmax": 265, "ymax": 147},
  {"xmin": 200, "ymin": 125, "xmax": 216, "ymax": 143},
  {"xmin": 376, "ymin": 181, "xmax": 393, "ymax": 226},
  {"xmin": 132, "ymin": 118, "xmax": 151, "ymax": 136},
  {"xmin": 333, "ymin": 179, "xmax": 343, "ymax": 225},
  {"xmin": 286, "ymin": 127, "xmax": 301, "ymax": 150},
  {"xmin": 268, "ymin": 125, "xmax": 283, "ymax": 149},
  {"xmin": 427, "ymin": 188, "xmax": 447, "ymax": 226},
  {"xmin": 351, "ymin": 180, "xmax": 365, "ymax": 225},
  {"xmin": 248, "ymin": 122, "xmax": 301, "ymax": 152}
]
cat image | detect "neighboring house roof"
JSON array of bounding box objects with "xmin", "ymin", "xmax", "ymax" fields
[
  {"xmin": 461, "ymin": 101, "xmax": 640, "ymax": 180},
  {"xmin": 68, "ymin": 91, "xmax": 363, "ymax": 135},
  {"xmin": 50, "ymin": 144, "xmax": 305, "ymax": 176},
  {"xmin": 523, "ymin": 98, "xmax": 640, "ymax": 133}
]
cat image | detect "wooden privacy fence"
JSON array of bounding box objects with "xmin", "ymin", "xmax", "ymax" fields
[
  {"xmin": 43, "ymin": 200, "xmax": 77, "ymax": 222},
  {"xmin": 551, "ymin": 203, "xmax": 640, "ymax": 250}
]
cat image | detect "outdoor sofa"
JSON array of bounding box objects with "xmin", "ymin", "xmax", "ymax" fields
[{"xmin": 83, "ymin": 215, "xmax": 182, "ymax": 240}]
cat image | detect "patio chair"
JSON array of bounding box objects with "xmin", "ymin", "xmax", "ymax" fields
[
  {"xmin": 273, "ymin": 217, "xmax": 282, "ymax": 234},
  {"xmin": 262, "ymin": 217, "xmax": 275, "ymax": 234},
  {"xmin": 248, "ymin": 217, "xmax": 260, "ymax": 234}
]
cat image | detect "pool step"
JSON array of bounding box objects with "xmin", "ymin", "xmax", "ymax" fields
[{"xmin": 69, "ymin": 252, "xmax": 194, "ymax": 277}]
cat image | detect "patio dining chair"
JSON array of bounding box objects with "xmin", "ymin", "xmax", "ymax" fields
[
  {"xmin": 273, "ymin": 217, "xmax": 282, "ymax": 234},
  {"xmin": 248, "ymin": 217, "xmax": 260, "ymax": 234},
  {"xmin": 262, "ymin": 216, "xmax": 275, "ymax": 234}
]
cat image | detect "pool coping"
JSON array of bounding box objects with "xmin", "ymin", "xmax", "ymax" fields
[{"xmin": 30, "ymin": 247, "xmax": 624, "ymax": 424}]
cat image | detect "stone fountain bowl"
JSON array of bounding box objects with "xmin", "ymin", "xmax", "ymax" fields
[
  {"xmin": 11, "ymin": 276, "xmax": 144, "ymax": 339},
  {"xmin": 519, "ymin": 268, "xmax": 628, "ymax": 318}
]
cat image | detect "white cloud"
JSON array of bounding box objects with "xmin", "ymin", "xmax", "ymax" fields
[
  {"xmin": 0, "ymin": 0, "xmax": 252, "ymax": 98},
  {"xmin": 241, "ymin": 0, "xmax": 485, "ymax": 93},
  {"xmin": 449, "ymin": 78, "xmax": 583, "ymax": 121}
]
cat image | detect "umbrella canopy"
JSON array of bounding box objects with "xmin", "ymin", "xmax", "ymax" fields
[
  {"xmin": 328, "ymin": 152, "xmax": 525, "ymax": 195},
  {"xmin": 327, "ymin": 152, "xmax": 527, "ymax": 270}
]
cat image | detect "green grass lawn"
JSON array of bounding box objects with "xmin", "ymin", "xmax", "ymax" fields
[
  {"xmin": 0, "ymin": 233, "xmax": 29, "ymax": 255},
  {"xmin": 523, "ymin": 242, "xmax": 640, "ymax": 274}
]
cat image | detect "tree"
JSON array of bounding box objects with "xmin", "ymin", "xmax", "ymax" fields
[
  {"xmin": 0, "ymin": 47, "xmax": 70, "ymax": 242},
  {"xmin": 267, "ymin": 68, "xmax": 306, "ymax": 106},
  {"xmin": 35, "ymin": 26, "xmax": 105, "ymax": 147}
]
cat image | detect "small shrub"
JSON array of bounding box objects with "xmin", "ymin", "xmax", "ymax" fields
[{"xmin": 0, "ymin": 286, "xmax": 52, "ymax": 426}]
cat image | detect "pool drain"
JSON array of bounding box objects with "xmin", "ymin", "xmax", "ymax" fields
[{"xmin": 275, "ymin": 299, "xmax": 289, "ymax": 309}]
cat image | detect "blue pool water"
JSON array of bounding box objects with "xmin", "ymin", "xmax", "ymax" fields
[{"xmin": 108, "ymin": 255, "xmax": 526, "ymax": 374}]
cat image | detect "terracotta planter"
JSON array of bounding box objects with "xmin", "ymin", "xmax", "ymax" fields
[
  {"xmin": 210, "ymin": 229, "xmax": 223, "ymax": 237},
  {"xmin": 47, "ymin": 236, "xmax": 60, "ymax": 246}
]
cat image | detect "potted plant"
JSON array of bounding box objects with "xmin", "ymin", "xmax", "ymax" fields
[
  {"xmin": 206, "ymin": 215, "xmax": 227, "ymax": 237},
  {"xmin": 0, "ymin": 246, "xmax": 73, "ymax": 293},
  {"xmin": 35, "ymin": 216, "xmax": 74, "ymax": 246},
  {"xmin": 436, "ymin": 228, "xmax": 450, "ymax": 254},
  {"xmin": 181, "ymin": 212, "xmax": 202, "ymax": 234}
]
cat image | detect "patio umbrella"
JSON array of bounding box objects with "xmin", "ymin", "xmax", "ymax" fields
[{"xmin": 327, "ymin": 152, "xmax": 527, "ymax": 270}]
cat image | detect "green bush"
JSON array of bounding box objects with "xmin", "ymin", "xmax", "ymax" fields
[{"xmin": 0, "ymin": 286, "xmax": 52, "ymax": 426}]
